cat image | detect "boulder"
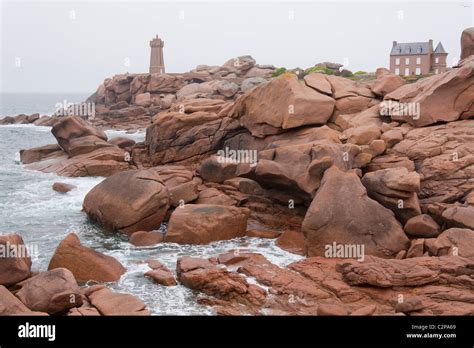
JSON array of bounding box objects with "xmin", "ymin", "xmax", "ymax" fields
[
  {"xmin": 222, "ymin": 55, "xmax": 256, "ymax": 75},
  {"xmin": 147, "ymin": 74, "xmax": 184, "ymax": 94},
  {"xmin": 304, "ymin": 73, "xmax": 333, "ymax": 95},
  {"xmin": 129, "ymin": 231, "xmax": 164, "ymax": 246},
  {"xmin": 0, "ymin": 234, "xmax": 32, "ymax": 286},
  {"xmin": 0, "ymin": 285, "xmax": 44, "ymax": 315},
  {"xmin": 343, "ymin": 124, "xmax": 381, "ymax": 145},
  {"xmin": 165, "ymin": 204, "xmax": 249, "ymax": 244},
  {"xmin": 83, "ymin": 169, "xmax": 170, "ymax": 235},
  {"xmin": 146, "ymin": 111, "xmax": 239, "ymax": 166},
  {"xmin": 384, "ymin": 57, "xmax": 474, "ymax": 127},
  {"xmin": 441, "ymin": 206, "xmax": 474, "ymax": 230},
  {"xmin": 199, "ymin": 155, "xmax": 239, "ymax": 183},
  {"xmin": 404, "ymin": 215, "xmax": 441, "ymax": 238},
  {"xmin": 461, "ymin": 27, "xmax": 474, "ymax": 60},
  {"xmin": 432, "ymin": 228, "xmax": 474, "ymax": 259},
  {"xmin": 241, "ymin": 77, "xmax": 267, "ymax": 92},
  {"xmin": 303, "ymin": 166, "xmax": 409, "ymax": 258},
  {"xmin": 176, "ymin": 255, "xmax": 266, "ymax": 311},
  {"xmin": 15, "ymin": 268, "xmax": 83, "ymax": 314},
  {"xmin": 87, "ymin": 286, "xmax": 149, "ymax": 315},
  {"xmin": 370, "ymin": 68, "xmax": 406, "ymax": 97},
  {"xmin": 230, "ymin": 74, "xmax": 335, "ymax": 137},
  {"xmin": 361, "ymin": 167, "xmax": 421, "ymax": 224},
  {"xmin": 144, "ymin": 262, "xmax": 176, "ymax": 286},
  {"xmin": 150, "ymin": 166, "xmax": 199, "ymax": 206},
  {"xmin": 223, "ymin": 177, "xmax": 263, "ymax": 195},
  {"xmin": 48, "ymin": 233, "xmax": 126, "ymax": 282},
  {"xmin": 195, "ymin": 187, "xmax": 236, "ymax": 206},
  {"xmin": 51, "ymin": 116, "xmax": 107, "ymax": 156},
  {"xmin": 134, "ymin": 92, "xmax": 152, "ymax": 107},
  {"xmin": 275, "ymin": 230, "xmax": 306, "ymax": 256},
  {"xmin": 252, "ymin": 140, "xmax": 365, "ymax": 201},
  {"xmin": 52, "ymin": 182, "xmax": 76, "ymax": 193}
]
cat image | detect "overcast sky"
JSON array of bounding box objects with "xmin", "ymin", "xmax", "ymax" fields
[{"xmin": 1, "ymin": 0, "xmax": 472, "ymax": 93}]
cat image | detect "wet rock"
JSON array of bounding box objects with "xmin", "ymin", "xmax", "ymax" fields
[
  {"xmin": 48, "ymin": 233, "xmax": 126, "ymax": 282},
  {"xmin": 83, "ymin": 169, "xmax": 170, "ymax": 235},
  {"xmin": 144, "ymin": 262, "xmax": 176, "ymax": 286},
  {"xmin": 52, "ymin": 182, "xmax": 76, "ymax": 193},
  {"xmin": 245, "ymin": 229, "xmax": 280, "ymax": 239},
  {"xmin": 275, "ymin": 230, "xmax": 306, "ymax": 255},
  {"xmin": 129, "ymin": 231, "xmax": 164, "ymax": 246}
]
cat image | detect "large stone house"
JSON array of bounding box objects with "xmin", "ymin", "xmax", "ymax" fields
[{"xmin": 389, "ymin": 40, "xmax": 447, "ymax": 76}]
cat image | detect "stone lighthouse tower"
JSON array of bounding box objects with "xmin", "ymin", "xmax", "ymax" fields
[{"xmin": 149, "ymin": 35, "xmax": 165, "ymax": 74}]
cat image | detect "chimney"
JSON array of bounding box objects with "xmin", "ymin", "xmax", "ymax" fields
[
  {"xmin": 392, "ymin": 41, "xmax": 397, "ymax": 47},
  {"xmin": 429, "ymin": 39, "xmax": 433, "ymax": 52}
]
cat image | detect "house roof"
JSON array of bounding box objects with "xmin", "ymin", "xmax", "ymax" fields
[
  {"xmin": 434, "ymin": 42, "xmax": 447, "ymax": 54},
  {"xmin": 390, "ymin": 42, "xmax": 430, "ymax": 56}
]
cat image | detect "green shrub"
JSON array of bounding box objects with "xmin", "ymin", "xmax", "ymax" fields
[
  {"xmin": 354, "ymin": 70, "xmax": 367, "ymax": 75},
  {"xmin": 304, "ymin": 66, "xmax": 334, "ymax": 75},
  {"xmin": 272, "ymin": 67, "xmax": 287, "ymax": 77}
]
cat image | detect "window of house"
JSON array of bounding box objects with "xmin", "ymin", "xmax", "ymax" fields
[
  {"xmin": 416, "ymin": 57, "xmax": 421, "ymax": 64},
  {"xmin": 395, "ymin": 58, "xmax": 400, "ymax": 65},
  {"xmin": 435, "ymin": 57, "xmax": 439, "ymax": 63},
  {"xmin": 405, "ymin": 68, "xmax": 409, "ymax": 75},
  {"xmin": 405, "ymin": 58, "xmax": 410, "ymax": 64},
  {"xmin": 395, "ymin": 68, "xmax": 400, "ymax": 75},
  {"xmin": 416, "ymin": 67, "xmax": 421, "ymax": 75},
  {"xmin": 417, "ymin": 47, "xmax": 422, "ymax": 53}
]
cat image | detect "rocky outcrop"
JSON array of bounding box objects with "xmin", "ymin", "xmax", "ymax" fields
[
  {"xmin": 0, "ymin": 234, "xmax": 32, "ymax": 286},
  {"xmin": 361, "ymin": 167, "xmax": 421, "ymax": 224},
  {"xmin": 302, "ymin": 166, "xmax": 409, "ymax": 258},
  {"xmin": 146, "ymin": 110, "xmax": 239, "ymax": 166},
  {"xmin": 165, "ymin": 204, "xmax": 249, "ymax": 244},
  {"xmin": 387, "ymin": 120, "xmax": 474, "ymax": 205},
  {"xmin": 20, "ymin": 116, "xmax": 131, "ymax": 177},
  {"xmin": 230, "ymin": 74, "xmax": 335, "ymax": 137},
  {"xmin": 384, "ymin": 56, "xmax": 474, "ymax": 127},
  {"xmin": 83, "ymin": 169, "xmax": 170, "ymax": 235},
  {"xmin": 48, "ymin": 233, "xmax": 126, "ymax": 282}
]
